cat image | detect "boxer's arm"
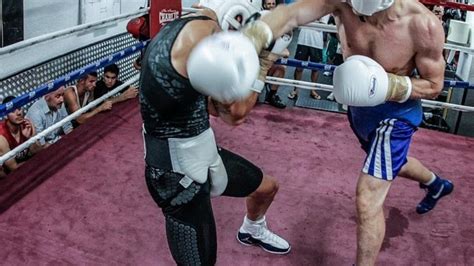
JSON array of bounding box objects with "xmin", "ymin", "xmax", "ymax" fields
[
  {"xmin": 0, "ymin": 137, "xmax": 21, "ymax": 171},
  {"xmin": 261, "ymin": 0, "xmax": 337, "ymax": 41},
  {"xmin": 63, "ymin": 88, "xmax": 111, "ymax": 125},
  {"xmin": 411, "ymin": 17, "xmax": 446, "ymax": 100},
  {"xmin": 175, "ymin": 19, "xmax": 219, "ymax": 78},
  {"xmin": 63, "ymin": 88, "xmax": 80, "ymax": 115}
]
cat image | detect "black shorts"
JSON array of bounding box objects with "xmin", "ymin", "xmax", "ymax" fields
[
  {"xmin": 143, "ymin": 131, "xmax": 263, "ymax": 205},
  {"xmin": 143, "ymin": 131, "xmax": 264, "ymax": 265},
  {"xmin": 294, "ymin": 44, "xmax": 323, "ymax": 63}
]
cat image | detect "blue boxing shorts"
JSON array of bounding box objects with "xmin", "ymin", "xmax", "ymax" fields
[
  {"xmin": 348, "ymin": 100, "xmax": 422, "ymax": 181},
  {"xmin": 361, "ymin": 119, "xmax": 415, "ymax": 180}
]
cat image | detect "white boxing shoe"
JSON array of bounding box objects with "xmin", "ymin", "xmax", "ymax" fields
[{"xmin": 236, "ymin": 216, "xmax": 291, "ymax": 255}]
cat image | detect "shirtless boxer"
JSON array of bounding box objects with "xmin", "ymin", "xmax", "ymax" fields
[{"xmin": 255, "ymin": 0, "xmax": 454, "ymax": 264}]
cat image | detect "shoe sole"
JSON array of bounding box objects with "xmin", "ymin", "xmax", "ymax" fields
[{"xmin": 236, "ymin": 234, "xmax": 291, "ymax": 255}]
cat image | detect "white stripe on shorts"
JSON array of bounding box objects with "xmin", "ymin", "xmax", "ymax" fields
[
  {"xmin": 363, "ymin": 121, "xmax": 386, "ymax": 177},
  {"xmin": 363, "ymin": 119, "xmax": 396, "ymax": 180},
  {"xmin": 383, "ymin": 119, "xmax": 396, "ymax": 180}
]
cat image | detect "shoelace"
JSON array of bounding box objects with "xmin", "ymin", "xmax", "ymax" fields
[{"xmin": 253, "ymin": 222, "xmax": 281, "ymax": 244}]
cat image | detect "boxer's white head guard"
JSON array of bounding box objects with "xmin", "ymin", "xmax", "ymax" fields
[
  {"xmin": 346, "ymin": 0, "xmax": 394, "ymax": 16},
  {"xmin": 199, "ymin": 0, "xmax": 262, "ymax": 30}
]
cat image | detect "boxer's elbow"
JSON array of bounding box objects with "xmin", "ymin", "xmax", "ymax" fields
[
  {"xmin": 229, "ymin": 117, "xmax": 247, "ymax": 126},
  {"xmin": 219, "ymin": 113, "xmax": 247, "ymax": 126},
  {"xmin": 214, "ymin": 103, "xmax": 248, "ymax": 126},
  {"xmin": 227, "ymin": 108, "xmax": 248, "ymax": 125}
]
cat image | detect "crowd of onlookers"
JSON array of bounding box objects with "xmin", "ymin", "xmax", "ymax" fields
[{"xmin": 0, "ymin": 64, "xmax": 138, "ymax": 177}]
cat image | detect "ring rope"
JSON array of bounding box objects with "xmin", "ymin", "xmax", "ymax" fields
[
  {"xmin": 0, "ymin": 9, "xmax": 149, "ymax": 55},
  {"xmin": 275, "ymin": 58, "xmax": 474, "ymax": 90},
  {"xmin": 4, "ymin": 39, "xmax": 472, "ymax": 118},
  {"xmin": 265, "ymin": 76, "xmax": 474, "ymax": 112},
  {"xmin": 0, "ymin": 76, "xmax": 139, "ymax": 165},
  {"xmin": 0, "ymin": 40, "xmax": 149, "ymax": 117},
  {"xmin": 419, "ymin": 0, "xmax": 474, "ymax": 12},
  {"xmin": 183, "ymin": 7, "xmax": 474, "ymax": 55}
]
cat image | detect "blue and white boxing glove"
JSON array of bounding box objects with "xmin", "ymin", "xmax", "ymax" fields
[
  {"xmin": 333, "ymin": 55, "xmax": 412, "ymax": 106},
  {"xmin": 187, "ymin": 31, "xmax": 260, "ymax": 103}
]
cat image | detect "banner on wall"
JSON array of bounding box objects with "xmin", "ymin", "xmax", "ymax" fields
[{"xmin": 149, "ymin": 0, "xmax": 181, "ymax": 37}]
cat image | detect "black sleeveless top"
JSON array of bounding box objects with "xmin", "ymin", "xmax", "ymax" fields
[{"xmin": 139, "ymin": 16, "xmax": 213, "ymax": 138}]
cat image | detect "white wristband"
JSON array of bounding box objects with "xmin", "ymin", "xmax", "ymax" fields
[{"xmin": 251, "ymin": 79, "xmax": 265, "ymax": 93}]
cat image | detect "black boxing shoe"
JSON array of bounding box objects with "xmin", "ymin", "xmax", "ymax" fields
[{"xmin": 266, "ymin": 94, "xmax": 286, "ymax": 109}]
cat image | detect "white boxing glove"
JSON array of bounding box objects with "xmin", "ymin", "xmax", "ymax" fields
[
  {"xmin": 187, "ymin": 31, "xmax": 260, "ymax": 103},
  {"xmin": 333, "ymin": 55, "xmax": 412, "ymax": 107}
]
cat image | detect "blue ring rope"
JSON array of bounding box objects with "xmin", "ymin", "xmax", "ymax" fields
[
  {"xmin": 2, "ymin": 40, "xmax": 472, "ymax": 116},
  {"xmin": 0, "ymin": 40, "xmax": 149, "ymax": 116},
  {"xmin": 275, "ymin": 58, "xmax": 474, "ymax": 90}
]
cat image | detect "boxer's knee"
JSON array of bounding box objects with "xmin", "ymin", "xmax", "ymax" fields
[
  {"xmin": 165, "ymin": 215, "xmax": 203, "ymax": 265},
  {"xmin": 251, "ymin": 174, "xmax": 279, "ymax": 200},
  {"xmin": 146, "ymin": 165, "xmax": 217, "ymax": 265},
  {"xmin": 164, "ymin": 197, "xmax": 217, "ymax": 266},
  {"xmin": 356, "ymin": 173, "xmax": 390, "ymax": 219}
]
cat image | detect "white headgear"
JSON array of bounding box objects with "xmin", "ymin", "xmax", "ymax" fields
[
  {"xmin": 199, "ymin": 0, "xmax": 262, "ymax": 30},
  {"xmin": 347, "ymin": 0, "xmax": 394, "ymax": 16}
]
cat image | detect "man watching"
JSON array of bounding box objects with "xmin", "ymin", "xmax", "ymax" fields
[
  {"xmin": 64, "ymin": 72, "xmax": 112, "ymax": 126},
  {"xmin": 95, "ymin": 64, "xmax": 138, "ymax": 104},
  {"xmin": 0, "ymin": 96, "xmax": 36, "ymax": 174},
  {"xmin": 26, "ymin": 86, "xmax": 73, "ymax": 147}
]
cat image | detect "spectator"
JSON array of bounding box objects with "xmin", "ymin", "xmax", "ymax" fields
[
  {"xmin": 263, "ymin": 0, "xmax": 277, "ymax": 10},
  {"xmin": 432, "ymin": 5, "xmax": 447, "ymax": 36},
  {"xmin": 263, "ymin": 0, "xmax": 288, "ymax": 109},
  {"xmin": 0, "ymin": 96, "xmax": 36, "ymax": 174},
  {"xmin": 26, "ymin": 86, "xmax": 73, "ymax": 147},
  {"xmin": 288, "ymin": 15, "xmax": 330, "ymax": 100},
  {"xmin": 431, "ymin": 5, "xmax": 459, "ymax": 71},
  {"xmin": 64, "ymin": 72, "xmax": 112, "ymax": 126},
  {"xmin": 95, "ymin": 64, "xmax": 138, "ymax": 104}
]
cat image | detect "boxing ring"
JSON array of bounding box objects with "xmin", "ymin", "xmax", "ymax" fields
[
  {"xmin": 1, "ymin": 0, "xmax": 474, "ymax": 265},
  {"xmin": 1, "ymin": 99, "xmax": 473, "ymax": 265}
]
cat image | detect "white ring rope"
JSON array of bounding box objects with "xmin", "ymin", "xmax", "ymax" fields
[
  {"xmin": 183, "ymin": 7, "xmax": 200, "ymax": 14},
  {"xmin": 183, "ymin": 7, "xmax": 474, "ymax": 55},
  {"xmin": 300, "ymin": 22, "xmax": 337, "ymax": 33},
  {"xmin": 0, "ymin": 76, "xmax": 139, "ymax": 165},
  {"xmin": 3, "ymin": 7, "xmax": 472, "ymax": 164},
  {"xmin": 3, "ymin": 73, "xmax": 471, "ymax": 165},
  {"xmin": 265, "ymin": 76, "xmax": 474, "ymax": 112},
  {"xmin": 0, "ymin": 9, "xmax": 149, "ymax": 55}
]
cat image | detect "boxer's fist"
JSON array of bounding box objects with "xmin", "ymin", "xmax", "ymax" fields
[
  {"xmin": 253, "ymin": 29, "xmax": 293, "ymax": 93},
  {"xmin": 240, "ymin": 19, "xmax": 273, "ymax": 54},
  {"xmin": 333, "ymin": 55, "xmax": 412, "ymax": 106},
  {"xmin": 187, "ymin": 31, "xmax": 259, "ymax": 103}
]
